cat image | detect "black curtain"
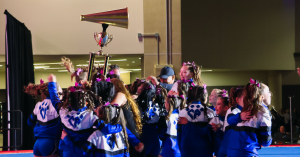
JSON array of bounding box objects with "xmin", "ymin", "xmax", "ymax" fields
[{"xmin": 4, "ymin": 10, "xmax": 35, "ymax": 150}]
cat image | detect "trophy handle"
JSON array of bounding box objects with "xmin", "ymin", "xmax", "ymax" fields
[
  {"xmin": 104, "ymin": 35, "xmax": 114, "ymax": 47},
  {"xmin": 94, "ymin": 32, "xmax": 100, "ymax": 45}
]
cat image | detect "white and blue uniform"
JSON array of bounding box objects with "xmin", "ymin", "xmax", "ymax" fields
[
  {"xmin": 141, "ymin": 100, "xmax": 167, "ymax": 156},
  {"xmin": 209, "ymin": 116, "xmax": 224, "ymax": 157},
  {"xmin": 219, "ymin": 105, "xmax": 243, "ymax": 157},
  {"xmin": 82, "ymin": 130, "xmax": 129, "ymax": 157},
  {"xmin": 59, "ymin": 107, "xmax": 123, "ymax": 157},
  {"xmin": 27, "ymin": 82, "xmax": 62, "ymax": 156},
  {"xmin": 226, "ymin": 104, "xmax": 272, "ymax": 157},
  {"xmin": 177, "ymin": 101, "xmax": 215, "ymax": 157},
  {"xmin": 160, "ymin": 109, "xmax": 181, "ymax": 157}
]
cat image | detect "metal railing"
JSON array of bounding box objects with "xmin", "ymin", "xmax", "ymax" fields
[{"xmin": 0, "ymin": 110, "xmax": 23, "ymax": 150}]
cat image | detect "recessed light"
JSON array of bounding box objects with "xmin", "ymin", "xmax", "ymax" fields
[
  {"xmin": 58, "ymin": 70, "xmax": 68, "ymax": 72},
  {"xmin": 139, "ymin": 58, "xmax": 141, "ymax": 59}
]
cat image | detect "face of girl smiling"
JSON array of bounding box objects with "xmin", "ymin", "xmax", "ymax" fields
[{"xmin": 179, "ymin": 65, "xmax": 193, "ymax": 81}]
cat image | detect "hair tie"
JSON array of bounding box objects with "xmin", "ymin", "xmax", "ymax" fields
[
  {"xmin": 100, "ymin": 69, "xmax": 104, "ymax": 74},
  {"xmin": 106, "ymin": 77, "xmax": 111, "ymax": 82},
  {"xmin": 96, "ymin": 78, "xmax": 101, "ymax": 82},
  {"xmin": 40, "ymin": 79, "xmax": 44, "ymax": 84},
  {"xmin": 250, "ymin": 78, "xmax": 260, "ymax": 87},
  {"xmin": 167, "ymin": 95, "xmax": 176, "ymax": 98},
  {"xmin": 182, "ymin": 61, "xmax": 197, "ymax": 69},
  {"xmin": 109, "ymin": 71, "xmax": 114, "ymax": 75},
  {"xmin": 75, "ymin": 82, "xmax": 79, "ymax": 87},
  {"xmin": 203, "ymin": 84, "xmax": 207, "ymax": 93},
  {"xmin": 179, "ymin": 95, "xmax": 185, "ymax": 99},
  {"xmin": 136, "ymin": 77, "xmax": 140, "ymax": 81},
  {"xmin": 189, "ymin": 87, "xmax": 193, "ymax": 90},
  {"xmin": 222, "ymin": 89, "xmax": 227, "ymax": 97},
  {"xmin": 146, "ymin": 85, "xmax": 152, "ymax": 90},
  {"xmin": 70, "ymin": 86, "xmax": 76, "ymax": 92},
  {"xmin": 76, "ymin": 68, "xmax": 82, "ymax": 76},
  {"xmin": 155, "ymin": 88, "xmax": 161, "ymax": 95},
  {"xmin": 103, "ymin": 102, "xmax": 119, "ymax": 107}
]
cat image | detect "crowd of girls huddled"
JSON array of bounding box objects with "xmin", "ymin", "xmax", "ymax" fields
[{"xmin": 24, "ymin": 57, "xmax": 273, "ymax": 157}]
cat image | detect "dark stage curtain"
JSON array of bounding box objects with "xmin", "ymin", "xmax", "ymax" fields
[{"xmin": 4, "ymin": 10, "xmax": 35, "ymax": 150}]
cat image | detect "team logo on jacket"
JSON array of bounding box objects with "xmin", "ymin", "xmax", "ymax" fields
[
  {"xmin": 186, "ymin": 105, "xmax": 203, "ymax": 120},
  {"xmin": 39, "ymin": 102, "xmax": 49, "ymax": 119},
  {"xmin": 66, "ymin": 113, "xmax": 84, "ymax": 129},
  {"xmin": 104, "ymin": 134, "xmax": 119, "ymax": 149}
]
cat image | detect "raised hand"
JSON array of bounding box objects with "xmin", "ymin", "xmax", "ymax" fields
[{"xmin": 240, "ymin": 111, "xmax": 253, "ymax": 121}]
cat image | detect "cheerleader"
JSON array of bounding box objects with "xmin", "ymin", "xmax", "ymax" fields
[
  {"xmin": 25, "ymin": 75, "xmax": 62, "ymax": 157},
  {"xmin": 168, "ymin": 61, "xmax": 204, "ymax": 96},
  {"xmin": 177, "ymin": 86, "xmax": 215, "ymax": 157},
  {"xmin": 78, "ymin": 103, "xmax": 130, "ymax": 157},
  {"xmin": 226, "ymin": 79, "xmax": 272, "ymax": 157},
  {"xmin": 208, "ymin": 92, "xmax": 229, "ymax": 157},
  {"xmin": 159, "ymin": 94, "xmax": 183, "ymax": 157},
  {"xmin": 51, "ymin": 77, "xmax": 122, "ymax": 157},
  {"xmin": 137, "ymin": 81, "xmax": 168, "ymax": 157},
  {"xmin": 110, "ymin": 78, "xmax": 144, "ymax": 156},
  {"xmin": 208, "ymin": 89, "xmax": 226, "ymax": 111}
]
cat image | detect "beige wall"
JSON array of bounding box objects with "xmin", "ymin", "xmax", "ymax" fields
[
  {"xmin": 182, "ymin": 0, "xmax": 295, "ymax": 70},
  {"xmin": 120, "ymin": 72, "xmax": 130, "ymax": 85},
  {"xmin": 0, "ymin": 0, "xmax": 144, "ymax": 55},
  {"xmin": 143, "ymin": 0, "xmax": 182, "ymax": 77}
]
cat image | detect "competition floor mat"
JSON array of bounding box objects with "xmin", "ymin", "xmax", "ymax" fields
[{"xmin": 0, "ymin": 145, "xmax": 299, "ymax": 156}]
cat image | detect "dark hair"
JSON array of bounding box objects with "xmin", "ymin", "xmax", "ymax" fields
[
  {"xmin": 166, "ymin": 96, "xmax": 182, "ymax": 120},
  {"xmin": 177, "ymin": 82, "xmax": 190, "ymax": 110},
  {"xmin": 61, "ymin": 85, "xmax": 96, "ymax": 111},
  {"xmin": 187, "ymin": 86, "xmax": 208, "ymax": 117},
  {"xmin": 219, "ymin": 97, "xmax": 229, "ymax": 107},
  {"xmin": 92, "ymin": 81, "xmax": 116, "ymax": 103},
  {"xmin": 98, "ymin": 105, "xmax": 129, "ymax": 152},
  {"xmin": 229, "ymin": 87, "xmax": 244, "ymax": 107},
  {"xmin": 24, "ymin": 82, "xmax": 49, "ymax": 99},
  {"xmin": 110, "ymin": 64, "xmax": 120, "ymax": 70},
  {"xmin": 136, "ymin": 82, "xmax": 156, "ymax": 111},
  {"xmin": 130, "ymin": 79, "xmax": 144, "ymax": 95},
  {"xmin": 242, "ymin": 80, "xmax": 267, "ymax": 117}
]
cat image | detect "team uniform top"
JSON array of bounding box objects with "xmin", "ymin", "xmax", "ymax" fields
[
  {"xmin": 226, "ymin": 104, "xmax": 272, "ymax": 157},
  {"xmin": 160, "ymin": 109, "xmax": 181, "ymax": 157},
  {"xmin": 177, "ymin": 101, "xmax": 215, "ymax": 157},
  {"xmin": 209, "ymin": 116, "xmax": 225, "ymax": 156},
  {"xmin": 83, "ymin": 130, "xmax": 129, "ymax": 157},
  {"xmin": 219, "ymin": 104, "xmax": 243, "ymax": 156},
  {"xmin": 27, "ymin": 82, "xmax": 62, "ymax": 140}
]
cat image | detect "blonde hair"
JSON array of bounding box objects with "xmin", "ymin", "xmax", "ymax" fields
[{"xmin": 111, "ymin": 78, "xmax": 143, "ymax": 134}]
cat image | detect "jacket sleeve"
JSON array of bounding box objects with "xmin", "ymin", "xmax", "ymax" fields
[
  {"xmin": 259, "ymin": 113, "xmax": 272, "ymax": 147},
  {"xmin": 126, "ymin": 127, "xmax": 140, "ymax": 146},
  {"xmin": 227, "ymin": 113, "xmax": 242, "ymax": 126},
  {"xmin": 93, "ymin": 119, "xmax": 123, "ymax": 134},
  {"xmin": 48, "ymin": 82, "xmax": 61, "ymax": 112},
  {"xmin": 27, "ymin": 113, "xmax": 37, "ymax": 126}
]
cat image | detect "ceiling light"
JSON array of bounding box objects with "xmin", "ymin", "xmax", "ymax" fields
[
  {"xmin": 0, "ymin": 65, "xmax": 3, "ymax": 67},
  {"xmin": 202, "ymin": 70, "xmax": 212, "ymax": 72},
  {"xmin": 88, "ymin": 59, "xmax": 127, "ymax": 63},
  {"xmin": 77, "ymin": 64, "xmax": 111, "ymax": 66},
  {"xmin": 34, "ymin": 63, "xmax": 61, "ymax": 65},
  {"xmin": 34, "ymin": 66, "xmax": 50, "ymax": 69},
  {"xmin": 58, "ymin": 70, "xmax": 68, "ymax": 72},
  {"xmin": 122, "ymin": 69, "xmax": 141, "ymax": 71},
  {"xmin": 120, "ymin": 71, "xmax": 131, "ymax": 73},
  {"xmin": 139, "ymin": 58, "xmax": 141, "ymax": 59},
  {"xmin": 43, "ymin": 68, "xmax": 65, "ymax": 70}
]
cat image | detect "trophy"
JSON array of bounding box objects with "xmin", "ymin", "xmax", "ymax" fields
[
  {"xmin": 80, "ymin": 8, "xmax": 128, "ymax": 80},
  {"xmin": 93, "ymin": 24, "xmax": 114, "ymax": 55},
  {"xmin": 81, "ymin": 8, "xmax": 128, "ymax": 55}
]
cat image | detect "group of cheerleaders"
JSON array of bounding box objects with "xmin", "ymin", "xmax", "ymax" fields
[{"xmin": 24, "ymin": 57, "xmax": 272, "ymax": 157}]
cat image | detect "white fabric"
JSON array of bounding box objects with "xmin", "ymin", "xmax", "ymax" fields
[
  {"xmin": 179, "ymin": 103, "xmax": 215, "ymax": 122},
  {"xmin": 33, "ymin": 99, "xmax": 59, "ymax": 122},
  {"xmin": 59, "ymin": 108, "xmax": 98, "ymax": 130},
  {"xmin": 88, "ymin": 130, "xmax": 126, "ymax": 151}
]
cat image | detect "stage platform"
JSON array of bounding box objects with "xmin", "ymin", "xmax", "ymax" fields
[{"xmin": 0, "ymin": 145, "xmax": 299, "ymax": 157}]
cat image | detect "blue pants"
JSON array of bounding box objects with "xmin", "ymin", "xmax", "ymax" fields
[
  {"xmin": 33, "ymin": 138, "xmax": 57, "ymax": 156},
  {"xmin": 141, "ymin": 124, "xmax": 160, "ymax": 156}
]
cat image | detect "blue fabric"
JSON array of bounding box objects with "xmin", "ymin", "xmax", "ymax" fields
[
  {"xmin": 27, "ymin": 113, "xmax": 37, "ymax": 127},
  {"xmin": 227, "ymin": 129, "xmax": 270, "ymax": 157},
  {"xmin": 59, "ymin": 135, "xmax": 86, "ymax": 157},
  {"xmin": 48, "ymin": 82, "xmax": 60, "ymax": 112},
  {"xmin": 178, "ymin": 122, "xmax": 212, "ymax": 157},
  {"xmin": 161, "ymin": 136, "xmax": 181, "ymax": 157},
  {"xmin": 126, "ymin": 127, "xmax": 140, "ymax": 147},
  {"xmin": 92, "ymin": 152, "xmax": 129, "ymax": 157},
  {"xmin": 33, "ymin": 138, "xmax": 56, "ymax": 156},
  {"xmin": 219, "ymin": 104, "xmax": 243, "ymax": 156},
  {"xmin": 141, "ymin": 124, "xmax": 160, "ymax": 156},
  {"xmin": 159, "ymin": 83, "xmax": 174, "ymax": 92},
  {"xmin": 32, "ymin": 118, "xmax": 62, "ymax": 139}
]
